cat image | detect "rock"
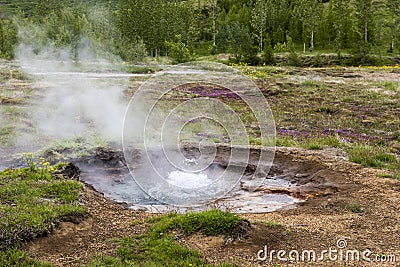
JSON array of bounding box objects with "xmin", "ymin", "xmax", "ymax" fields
[
  {"xmin": 227, "ymin": 219, "xmax": 252, "ymax": 243},
  {"xmin": 58, "ymin": 163, "xmax": 81, "ymax": 180}
]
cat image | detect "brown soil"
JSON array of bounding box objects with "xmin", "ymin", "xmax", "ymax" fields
[
  {"xmin": 27, "ymin": 187, "xmax": 152, "ymax": 266},
  {"xmin": 27, "ymin": 147, "xmax": 400, "ymax": 267}
]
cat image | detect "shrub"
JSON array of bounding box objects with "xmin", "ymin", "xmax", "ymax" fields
[
  {"xmin": 287, "ymin": 51, "xmax": 301, "ymax": 66},
  {"xmin": 165, "ymin": 34, "xmax": 194, "ymax": 64},
  {"xmin": 311, "ymin": 53, "xmax": 322, "ymax": 67},
  {"xmin": 262, "ymin": 45, "xmax": 275, "ymax": 65},
  {"xmin": 0, "ymin": 19, "xmax": 18, "ymax": 59},
  {"xmin": 118, "ymin": 37, "xmax": 147, "ymax": 62}
]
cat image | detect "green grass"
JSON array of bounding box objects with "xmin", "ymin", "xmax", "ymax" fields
[
  {"xmin": 0, "ymin": 164, "xmax": 84, "ymax": 251},
  {"xmin": 0, "ymin": 248, "xmax": 52, "ymax": 267},
  {"xmin": 345, "ymin": 204, "xmax": 365, "ymax": 214},
  {"xmin": 302, "ymin": 80, "xmax": 317, "ymax": 87},
  {"xmin": 88, "ymin": 210, "xmax": 241, "ymax": 267},
  {"xmin": 40, "ymin": 136, "xmax": 109, "ymax": 160},
  {"xmin": 306, "ymin": 143, "xmax": 324, "ymax": 150},
  {"xmin": 124, "ymin": 65, "xmax": 162, "ymax": 74},
  {"xmin": 348, "ymin": 145, "xmax": 398, "ymax": 168},
  {"xmin": 0, "ymin": 125, "xmax": 15, "ymax": 146},
  {"xmin": 276, "ymin": 137, "xmax": 299, "ymax": 147},
  {"xmin": 382, "ymin": 81, "xmax": 399, "ymax": 92},
  {"xmin": 264, "ymin": 221, "xmax": 280, "ymax": 227},
  {"xmin": 149, "ymin": 209, "xmax": 240, "ymax": 237},
  {"xmin": 300, "ymin": 136, "xmax": 343, "ymax": 150},
  {"xmin": 226, "ymin": 65, "xmax": 400, "ymax": 177}
]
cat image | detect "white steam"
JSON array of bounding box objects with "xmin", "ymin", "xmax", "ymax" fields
[{"xmin": 16, "ymin": 30, "xmax": 127, "ymax": 144}]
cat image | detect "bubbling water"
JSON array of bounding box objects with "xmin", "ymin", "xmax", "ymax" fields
[{"xmin": 167, "ymin": 170, "xmax": 212, "ymax": 188}]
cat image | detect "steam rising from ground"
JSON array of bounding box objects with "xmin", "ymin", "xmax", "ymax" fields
[
  {"xmin": 16, "ymin": 27, "xmax": 127, "ymax": 145},
  {"xmin": 12, "ymin": 22, "xmax": 279, "ymax": 209}
]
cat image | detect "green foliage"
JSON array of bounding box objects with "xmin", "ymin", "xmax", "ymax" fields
[
  {"xmin": 351, "ymin": 0, "xmax": 375, "ymax": 64},
  {"xmin": 329, "ymin": 0, "xmax": 353, "ymax": 54},
  {"xmin": 262, "ymin": 45, "xmax": 275, "ymax": 65},
  {"xmin": 87, "ymin": 210, "xmax": 241, "ymax": 267},
  {"xmin": 3, "ymin": 0, "xmax": 400, "ymax": 63},
  {"xmin": 345, "ymin": 204, "xmax": 364, "ymax": 214},
  {"xmin": 117, "ymin": 37, "xmax": 147, "ymax": 62},
  {"xmin": 311, "ymin": 53, "xmax": 322, "ymax": 67},
  {"xmin": 292, "ymin": 0, "xmax": 323, "ymax": 51},
  {"xmin": 287, "ymin": 51, "xmax": 301, "ymax": 66},
  {"xmin": 0, "ymin": 165, "xmax": 84, "ymax": 250},
  {"xmin": 117, "ymin": 0, "xmax": 196, "ymax": 57},
  {"xmin": 251, "ymin": 0, "xmax": 268, "ymax": 52},
  {"xmin": 225, "ymin": 22, "xmax": 260, "ymax": 65},
  {"xmin": 165, "ymin": 34, "xmax": 194, "ymax": 64},
  {"xmin": 276, "ymin": 137, "xmax": 299, "ymax": 147},
  {"xmin": 307, "ymin": 143, "xmax": 324, "ymax": 150},
  {"xmin": 349, "ymin": 145, "xmax": 398, "ymax": 168},
  {"xmin": 0, "ymin": 19, "xmax": 18, "ymax": 59},
  {"xmin": 150, "ymin": 209, "xmax": 240, "ymax": 237},
  {"xmin": 264, "ymin": 221, "xmax": 280, "ymax": 227},
  {"xmin": 0, "ymin": 248, "xmax": 52, "ymax": 267},
  {"xmin": 273, "ymin": 42, "xmax": 288, "ymax": 53}
]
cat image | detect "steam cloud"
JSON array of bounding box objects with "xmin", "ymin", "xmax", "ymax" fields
[{"xmin": 16, "ymin": 26, "xmax": 127, "ymax": 146}]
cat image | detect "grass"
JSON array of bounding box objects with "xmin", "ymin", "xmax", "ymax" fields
[
  {"xmin": 264, "ymin": 221, "xmax": 280, "ymax": 227},
  {"xmin": 230, "ymin": 65, "xmax": 400, "ymax": 176},
  {"xmin": 0, "ymin": 168, "xmax": 241, "ymax": 266},
  {"xmin": 302, "ymin": 80, "xmax": 317, "ymax": 87},
  {"xmin": 382, "ymin": 81, "xmax": 399, "ymax": 92},
  {"xmin": 124, "ymin": 65, "xmax": 163, "ymax": 74},
  {"xmin": 40, "ymin": 135, "xmax": 109, "ymax": 160},
  {"xmin": 149, "ymin": 209, "xmax": 240, "ymax": 237},
  {"xmin": 88, "ymin": 210, "xmax": 241, "ymax": 267},
  {"xmin": 0, "ymin": 125, "xmax": 15, "ymax": 146},
  {"xmin": 0, "ymin": 160, "xmax": 84, "ymax": 251},
  {"xmin": 345, "ymin": 204, "xmax": 365, "ymax": 214},
  {"xmin": 300, "ymin": 136, "xmax": 343, "ymax": 150},
  {"xmin": 348, "ymin": 145, "xmax": 397, "ymax": 168},
  {"xmin": 276, "ymin": 136, "xmax": 299, "ymax": 147},
  {"xmin": 0, "ymin": 248, "xmax": 52, "ymax": 267}
]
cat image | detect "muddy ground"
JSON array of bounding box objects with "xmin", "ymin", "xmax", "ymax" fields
[{"xmin": 26, "ymin": 147, "xmax": 400, "ymax": 267}]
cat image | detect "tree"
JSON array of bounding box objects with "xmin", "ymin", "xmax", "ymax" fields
[
  {"xmin": 251, "ymin": 0, "xmax": 267, "ymax": 52},
  {"xmin": 227, "ymin": 22, "xmax": 259, "ymax": 65},
  {"xmin": 210, "ymin": 0, "xmax": 218, "ymax": 47},
  {"xmin": 262, "ymin": 43, "xmax": 275, "ymax": 65},
  {"xmin": 33, "ymin": 0, "xmax": 63, "ymax": 22},
  {"xmin": 165, "ymin": 34, "xmax": 193, "ymax": 63},
  {"xmin": 330, "ymin": 0, "xmax": 351, "ymax": 56},
  {"xmin": 293, "ymin": 0, "xmax": 323, "ymax": 52},
  {"xmin": 351, "ymin": 0, "xmax": 375, "ymax": 64},
  {"xmin": 0, "ymin": 19, "xmax": 18, "ymax": 59},
  {"xmin": 271, "ymin": 0, "xmax": 291, "ymax": 45},
  {"xmin": 387, "ymin": 0, "xmax": 399, "ymax": 53},
  {"xmin": 117, "ymin": 0, "xmax": 194, "ymax": 57}
]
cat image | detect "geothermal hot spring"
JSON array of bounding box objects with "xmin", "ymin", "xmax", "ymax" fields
[{"xmin": 1, "ymin": 60, "xmax": 342, "ymax": 214}]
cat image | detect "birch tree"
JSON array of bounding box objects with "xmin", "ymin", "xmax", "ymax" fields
[
  {"xmin": 387, "ymin": 0, "xmax": 399, "ymax": 53},
  {"xmin": 251, "ymin": 0, "xmax": 267, "ymax": 52},
  {"xmin": 330, "ymin": 0, "xmax": 351, "ymax": 55},
  {"xmin": 351, "ymin": 0, "xmax": 375, "ymax": 63},
  {"xmin": 293, "ymin": 0, "xmax": 323, "ymax": 52}
]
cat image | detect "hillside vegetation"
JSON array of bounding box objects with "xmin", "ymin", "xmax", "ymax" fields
[{"xmin": 0, "ymin": 0, "xmax": 399, "ymax": 64}]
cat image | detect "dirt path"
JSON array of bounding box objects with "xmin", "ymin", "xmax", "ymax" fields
[{"xmin": 26, "ymin": 147, "xmax": 400, "ymax": 266}]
